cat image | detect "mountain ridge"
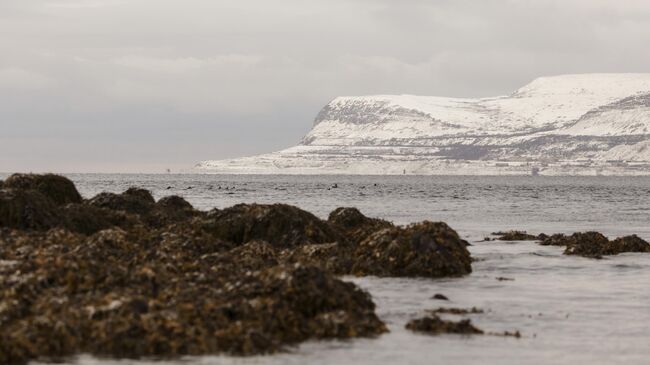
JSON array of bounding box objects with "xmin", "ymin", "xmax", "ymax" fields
[{"xmin": 198, "ymin": 73, "xmax": 650, "ymax": 175}]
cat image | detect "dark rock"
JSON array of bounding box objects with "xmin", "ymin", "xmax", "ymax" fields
[
  {"xmin": 539, "ymin": 233, "xmax": 571, "ymax": 246},
  {"xmin": 224, "ymin": 240, "xmax": 280, "ymax": 271},
  {"xmin": 88, "ymin": 187, "xmax": 155, "ymax": 215},
  {"xmin": 431, "ymin": 293, "xmax": 449, "ymax": 301},
  {"xmin": 328, "ymin": 207, "xmax": 393, "ymax": 244},
  {"xmin": 201, "ymin": 203, "xmax": 345, "ymax": 249},
  {"xmin": 563, "ymin": 232, "xmax": 609, "ymax": 258},
  {"xmin": 492, "ymin": 230, "xmax": 538, "ymax": 241},
  {"xmin": 351, "ymin": 221, "xmax": 472, "ymax": 278},
  {"xmin": 282, "ymin": 242, "xmax": 353, "ymax": 274},
  {"xmin": 406, "ymin": 314, "xmax": 483, "ymax": 335},
  {"xmin": 542, "ymin": 232, "xmax": 650, "ymax": 258},
  {"xmin": 156, "ymin": 195, "xmax": 193, "ymax": 211},
  {"xmin": 0, "ymin": 227, "xmax": 386, "ymax": 365},
  {"xmin": 0, "ymin": 189, "xmax": 60, "ymax": 230},
  {"xmin": 147, "ymin": 196, "xmax": 200, "ymax": 227},
  {"xmin": 607, "ymin": 235, "xmax": 650, "ymax": 255},
  {"xmin": 429, "ymin": 307, "xmax": 483, "ymax": 315},
  {"xmin": 3, "ymin": 173, "xmax": 82, "ymax": 206},
  {"xmin": 489, "ymin": 330, "xmax": 521, "ymax": 338},
  {"xmin": 61, "ymin": 204, "xmax": 139, "ymax": 235}
]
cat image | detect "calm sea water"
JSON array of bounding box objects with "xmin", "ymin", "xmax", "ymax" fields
[{"xmin": 5, "ymin": 173, "xmax": 648, "ymax": 365}]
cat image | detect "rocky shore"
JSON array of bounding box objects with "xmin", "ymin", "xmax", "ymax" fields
[
  {"xmin": 3, "ymin": 173, "xmax": 649, "ymax": 364},
  {"xmin": 0, "ymin": 174, "xmax": 472, "ymax": 364}
]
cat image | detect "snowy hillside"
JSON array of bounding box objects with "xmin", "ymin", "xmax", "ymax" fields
[{"xmin": 198, "ymin": 74, "xmax": 650, "ymax": 175}]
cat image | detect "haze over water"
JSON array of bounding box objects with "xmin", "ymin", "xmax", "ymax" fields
[{"xmin": 11, "ymin": 173, "xmax": 649, "ymax": 365}]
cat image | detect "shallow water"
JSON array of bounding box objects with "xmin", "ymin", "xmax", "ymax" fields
[{"xmin": 7, "ymin": 173, "xmax": 648, "ymax": 365}]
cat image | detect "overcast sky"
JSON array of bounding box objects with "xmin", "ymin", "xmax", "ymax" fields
[{"xmin": 1, "ymin": 0, "xmax": 650, "ymax": 172}]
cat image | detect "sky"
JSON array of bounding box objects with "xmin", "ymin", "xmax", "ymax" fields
[{"xmin": 1, "ymin": 0, "xmax": 650, "ymax": 173}]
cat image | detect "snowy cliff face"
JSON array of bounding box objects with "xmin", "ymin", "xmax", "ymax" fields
[{"xmin": 198, "ymin": 74, "xmax": 650, "ymax": 175}]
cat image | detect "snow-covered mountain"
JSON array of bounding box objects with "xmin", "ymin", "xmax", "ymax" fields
[{"xmin": 198, "ymin": 74, "xmax": 650, "ymax": 175}]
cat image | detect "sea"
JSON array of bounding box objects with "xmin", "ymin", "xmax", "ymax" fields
[{"xmin": 6, "ymin": 173, "xmax": 648, "ymax": 365}]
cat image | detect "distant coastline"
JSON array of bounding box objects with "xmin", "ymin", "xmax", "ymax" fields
[{"xmin": 198, "ymin": 74, "xmax": 650, "ymax": 176}]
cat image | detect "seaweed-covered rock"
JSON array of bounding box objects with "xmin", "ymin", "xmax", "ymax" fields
[
  {"xmin": 0, "ymin": 226, "xmax": 386, "ymax": 365},
  {"xmin": 328, "ymin": 207, "xmax": 393, "ymax": 244},
  {"xmin": 147, "ymin": 195, "xmax": 201, "ymax": 227},
  {"xmin": 88, "ymin": 188, "xmax": 155, "ymax": 215},
  {"xmin": 3, "ymin": 173, "xmax": 82, "ymax": 206},
  {"xmin": 201, "ymin": 203, "xmax": 344, "ymax": 249},
  {"xmin": 0, "ymin": 189, "xmax": 60, "ymax": 230},
  {"xmin": 282, "ymin": 242, "xmax": 353, "ymax": 274},
  {"xmin": 225, "ymin": 240, "xmax": 280, "ymax": 271},
  {"xmin": 492, "ymin": 230, "xmax": 539, "ymax": 241},
  {"xmin": 430, "ymin": 307, "xmax": 484, "ymax": 315},
  {"xmin": 216, "ymin": 264, "xmax": 387, "ymax": 352},
  {"xmin": 562, "ymin": 232, "xmax": 610, "ymax": 258},
  {"xmin": 405, "ymin": 314, "xmax": 483, "ymax": 335},
  {"xmin": 541, "ymin": 232, "xmax": 650, "ymax": 258},
  {"xmin": 61, "ymin": 204, "xmax": 137, "ymax": 235},
  {"xmin": 351, "ymin": 221, "xmax": 472, "ymax": 278},
  {"xmin": 157, "ymin": 195, "xmax": 193, "ymax": 211},
  {"xmin": 539, "ymin": 233, "xmax": 571, "ymax": 246},
  {"xmin": 606, "ymin": 235, "xmax": 650, "ymax": 255}
]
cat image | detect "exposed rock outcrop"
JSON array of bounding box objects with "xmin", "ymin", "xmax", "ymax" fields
[
  {"xmin": 88, "ymin": 187, "xmax": 156, "ymax": 215},
  {"xmin": 492, "ymin": 230, "xmax": 540, "ymax": 241},
  {"xmin": 201, "ymin": 203, "xmax": 345, "ymax": 249},
  {"xmin": 406, "ymin": 315, "xmax": 483, "ymax": 335},
  {"xmin": 3, "ymin": 173, "xmax": 82, "ymax": 206},
  {"xmin": 351, "ymin": 222, "xmax": 472, "ymax": 278},
  {"xmin": 539, "ymin": 231, "xmax": 650, "ymax": 258},
  {"xmin": 328, "ymin": 207, "xmax": 393, "ymax": 244}
]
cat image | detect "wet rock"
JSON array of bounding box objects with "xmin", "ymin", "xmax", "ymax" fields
[
  {"xmin": 607, "ymin": 235, "xmax": 650, "ymax": 254},
  {"xmin": 201, "ymin": 203, "xmax": 345, "ymax": 249},
  {"xmin": 492, "ymin": 230, "xmax": 539, "ymax": 241},
  {"xmin": 156, "ymin": 195, "xmax": 193, "ymax": 211},
  {"xmin": 489, "ymin": 330, "xmax": 521, "ymax": 338},
  {"xmin": 539, "ymin": 233, "xmax": 571, "ymax": 246},
  {"xmin": 541, "ymin": 232, "xmax": 650, "ymax": 257},
  {"xmin": 282, "ymin": 242, "xmax": 354, "ymax": 274},
  {"xmin": 225, "ymin": 240, "xmax": 280, "ymax": 271},
  {"xmin": 88, "ymin": 187, "xmax": 155, "ymax": 215},
  {"xmin": 562, "ymin": 232, "xmax": 609, "ymax": 258},
  {"xmin": 0, "ymin": 189, "xmax": 60, "ymax": 230},
  {"xmin": 3, "ymin": 173, "xmax": 82, "ymax": 206},
  {"xmin": 0, "ymin": 226, "xmax": 386, "ymax": 364},
  {"xmin": 405, "ymin": 314, "xmax": 483, "ymax": 335},
  {"xmin": 351, "ymin": 222, "xmax": 472, "ymax": 278},
  {"xmin": 431, "ymin": 293, "xmax": 449, "ymax": 301},
  {"xmin": 61, "ymin": 204, "xmax": 136, "ymax": 235},
  {"xmin": 327, "ymin": 207, "xmax": 393, "ymax": 244},
  {"xmin": 429, "ymin": 307, "xmax": 483, "ymax": 315},
  {"xmin": 147, "ymin": 196, "xmax": 201, "ymax": 227}
]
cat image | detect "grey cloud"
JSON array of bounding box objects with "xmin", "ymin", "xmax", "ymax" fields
[{"xmin": 1, "ymin": 0, "xmax": 649, "ymax": 172}]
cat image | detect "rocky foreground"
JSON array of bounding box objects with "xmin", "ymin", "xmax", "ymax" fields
[
  {"xmin": 2, "ymin": 174, "xmax": 648, "ymax": 364},
  {"xmin": 0, "ymin": 174, "xmax": 472, "ymax": 364}
]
